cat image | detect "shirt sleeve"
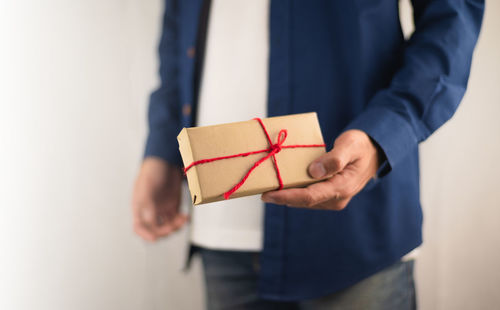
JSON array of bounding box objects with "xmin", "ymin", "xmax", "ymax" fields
[
  {"xmin": 144, "ymin": 0, "xmax": 183, "ymax": 166},
  {"xmin": 345, "ymin": 0, "xmax": 484, "ymax": 177}
]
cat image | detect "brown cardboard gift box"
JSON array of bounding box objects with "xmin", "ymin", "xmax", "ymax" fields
[{"xmin": 177, "ymin": 112, "xmax": 327, "ymax": 205}]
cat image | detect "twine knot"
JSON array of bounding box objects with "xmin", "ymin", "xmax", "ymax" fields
[{"xmin": 269, "ymin": 129, "xmax": 287, "ymax": 154}]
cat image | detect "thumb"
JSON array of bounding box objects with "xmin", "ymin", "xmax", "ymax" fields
[
  {"xmin": 139, "ymin": 202, "xmax": 158, "ymax": 228},
  {"xmin": 308, "ymin": 143, "xmax": 352, "ymax": 179}
]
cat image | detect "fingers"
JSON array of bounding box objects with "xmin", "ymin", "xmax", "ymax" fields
[
  {"xmin": 315, "ymin": 197, "xmax": 352, "ymax": 211},
  {"xmin": 132, "ymin": 196, "xmax": 187, "ymax": 242},
  {"xmin": 134, "ymin": 222, "xmax": 157, "ymax": 242},
  {"xmin": 133, "ymin": 200, "xmax": 159, "ymax": 242},
  {"xmin": 138, "ymin": 210, "xmax": 189, "ymax": 241},
  {"xmin": 132, "ymin": 159, "xmax": 186, "ymax": 242},
  {"xmin": 261, "ymin": 186, "xmax": 349, "ymax": 210},
  {"xmin": 308, "ymin": 142, "xmax": 352, "ymax": 179},
  {"xmin": 139, "ymin": 202, "xmax": 157, "ymax": 227},
  {"xmin": 134, "ymin": 210, "xmax": 188, "ymax": 241},
  {"xmin": 154, "ymin": 214, "xmax": 189, "ymax": 237},
  {"xmin": 262, "ymin": 166, "xmax": 361, "ymax": 209}
]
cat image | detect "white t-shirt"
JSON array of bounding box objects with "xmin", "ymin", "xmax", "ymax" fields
[{"xmin": 189, "ymin": 0, "xmax": 270, "ymax": 251}]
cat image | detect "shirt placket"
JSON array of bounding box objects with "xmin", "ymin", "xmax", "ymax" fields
[{"xmin": 259, "ymin": 0, "xmax": 292, "ymax": 298}]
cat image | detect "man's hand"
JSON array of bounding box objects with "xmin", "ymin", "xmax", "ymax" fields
[
  {"xmin": 261, "ymin": 130, "xmax": 381, "ymax": 210},
  {"xmin": 132, "ymin": 157, "xmax": 187, "ymax": 242}
]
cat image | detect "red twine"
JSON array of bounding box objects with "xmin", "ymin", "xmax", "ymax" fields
[{"xmin": 183, "ymin": 117, "xmax": 326, "ymax": 200}]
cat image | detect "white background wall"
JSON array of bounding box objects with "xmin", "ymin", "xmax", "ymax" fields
[{"xmin": 0, "ymin": 1, "xmax": 498, "ymax": 309}]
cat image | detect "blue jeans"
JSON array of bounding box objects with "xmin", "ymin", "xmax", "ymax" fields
[{"xmin": 199, "ymin": 249, "xmax": 416, "ymax": 310}]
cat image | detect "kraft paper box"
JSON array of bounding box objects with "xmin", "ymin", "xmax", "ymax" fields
[{"xmin": 177, "ymin": 112, "xmax": 326, "ymax": 205}]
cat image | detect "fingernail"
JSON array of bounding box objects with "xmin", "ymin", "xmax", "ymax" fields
[{"xmin": 309, "ymin": 162, "xmax": 326, "ymax": 179}]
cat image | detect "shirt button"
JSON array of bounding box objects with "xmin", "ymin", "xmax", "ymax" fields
[
  {"xmin": 182, "ymin": 104, "xmax": 192, "ymax": 116},
  {"xmin": 186, "ymin": 47, "xmax": 195, "ymax": 58}
]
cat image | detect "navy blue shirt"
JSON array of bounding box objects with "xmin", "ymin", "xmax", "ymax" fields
[{"xmin": 144, "ymin": 0, "xmax": 484, "ymax": 301}]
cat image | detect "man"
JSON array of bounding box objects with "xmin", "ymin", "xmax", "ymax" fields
[{"xmin": 132, "ymin": 0, "xmax": 484, "ymax": 309}]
